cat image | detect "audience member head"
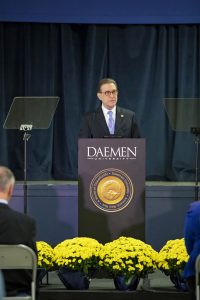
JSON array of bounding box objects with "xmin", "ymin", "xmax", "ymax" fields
[{"xmin": 0, "ymin": 166, "xmax": 15, "ymax": 202}]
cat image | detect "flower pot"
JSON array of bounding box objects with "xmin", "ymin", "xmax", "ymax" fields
[
  {"xmin": 170, "ymin": 272, "xmax": 188, "ymax": 291},
  {"xmin": 37, "ymin": 268, "xmax": 47, "ymax": 287},
  {"xmin": 114, "ymin": 275, "xmax": 140, "ymax": 291},
  {"xmin": 56, "ymin": 267, "xmax": 90, "ymax": 290}
]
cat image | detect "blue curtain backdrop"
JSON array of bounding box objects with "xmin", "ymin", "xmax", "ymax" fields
[{"xmin": 0, "ymin": 23, "xmax": 199, "ymax": 181}]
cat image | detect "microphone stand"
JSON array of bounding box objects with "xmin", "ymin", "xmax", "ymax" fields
[{"xmin": 23, "ymin": 131, "xmax": 31, "ymax": 214}]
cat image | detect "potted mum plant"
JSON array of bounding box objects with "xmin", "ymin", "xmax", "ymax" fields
[
  {"xmin": 36, "ymin": 241, "xmax": 54, "ymax": 285},
  {"xmin": 53, "ymin": 237, "xmax": 103, "ymax": 290},
  {"xmin": 99, "ymin": 236, "xmax": 158, "ymax": 290},
  {"xmin": 157, "ymin": 238, "xmax": 189, "ymax": 290}
]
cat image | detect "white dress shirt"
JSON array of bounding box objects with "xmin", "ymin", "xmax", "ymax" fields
[{"xmin": 0, "ymin": 199, "xmax": 8, "ymax": 205}]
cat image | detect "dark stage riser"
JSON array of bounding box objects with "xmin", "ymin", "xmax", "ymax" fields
[
  {"xmin": 37, "ymin": 273, "xmax": 190, "ymax": 300},
  {"xmin": 38, "ymin": 288, "xmax": 190, "ymax": 300}
]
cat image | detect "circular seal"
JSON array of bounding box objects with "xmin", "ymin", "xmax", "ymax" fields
[{"xmin": 90, "ymin": 168, "xmax": 134, "ymax": 212}]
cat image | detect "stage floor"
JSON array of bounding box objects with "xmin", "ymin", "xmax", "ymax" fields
[{"xmin": 38, "ymin": 270, "xmax": 190, "ymax": 300}]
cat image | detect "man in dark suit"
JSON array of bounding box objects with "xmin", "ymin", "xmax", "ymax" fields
[
  {"xmin": 0, "ymin": 271, "xmax": 5, "ymax": 299},
  {"xmin": 0, "ymin": 166, "xmax": 37, "ymax": 296},
  {"xmin": 79, "ymin": 78, "xmax": 140, "ymax": 138}
]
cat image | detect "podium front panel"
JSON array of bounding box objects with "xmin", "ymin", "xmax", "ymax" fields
[{"xmin": 78, "ymin": 138, "xmax": 145, "ymax": 243}]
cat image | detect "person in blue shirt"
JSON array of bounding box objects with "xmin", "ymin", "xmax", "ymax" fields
[{"xmin": 184, "ymin": 201, "xmax": 200, "ymax": 300}]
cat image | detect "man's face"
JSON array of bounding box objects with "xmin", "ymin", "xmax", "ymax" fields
[{"xmin": 97, "ymin": 83, "xmax": 118, "ymax": 110}]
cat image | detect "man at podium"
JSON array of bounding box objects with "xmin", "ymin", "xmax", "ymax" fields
[{"xmin": 79, "ymin": 78, "xmax": 140, "ymax": 138}]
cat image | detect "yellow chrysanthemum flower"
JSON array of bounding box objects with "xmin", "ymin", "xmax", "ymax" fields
[
  {"xmin": 98, "ymin": 236, "xmax": 158, "ymax": 278},
  {"xmin": 36, "ymin": 241, "xmax": 54, "ymax": 270},
  {"xmin": 53, "ymin": 237, "xmax": 103, "ymax": 275},
  {"xmin": 157, "ymin": 238, "xmax": 189, "ymax": 276}
]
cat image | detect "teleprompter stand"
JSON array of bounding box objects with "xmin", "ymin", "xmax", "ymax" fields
[
  {"xmin": 3, "ymin": 96, "xmax": 60, "ymax": 213},
  {"xmin": 163, "ymin": 98, "xmax": 200, "ymax": 201}
]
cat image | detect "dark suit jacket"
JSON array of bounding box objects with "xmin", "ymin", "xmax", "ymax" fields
[
  {"xmin": 79, "ymin": 105, "xmax": 140, "ymax": 138},
  {"xmin": 0, "ymin": 203, "xmax": 37, "ymax": 296}
]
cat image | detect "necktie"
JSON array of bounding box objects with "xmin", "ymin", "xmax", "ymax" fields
[{"xmin": 107, "ymin": 111, "xmax": 114, "ymax": 134}]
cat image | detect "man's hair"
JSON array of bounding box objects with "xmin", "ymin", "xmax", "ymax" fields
[
  {"xmin": 97, "ymin": 78, "xmax": 118, "ymax": 92},
  {"xmin": 0, "ymin": 166, "xmax": 15, "ymax": 192}
]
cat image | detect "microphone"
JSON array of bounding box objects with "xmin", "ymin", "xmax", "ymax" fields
[{"xmin": 103, "ymin": 135, "xmax": 122, "ymax": 138}]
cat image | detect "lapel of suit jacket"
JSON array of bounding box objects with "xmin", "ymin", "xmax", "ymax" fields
[
  {"xmin": 115, "ymin": 106, "xmax": 124, "ymax": 135},
  {"xmin": 96, "ymin": 105, "xmax": 110, "ymax": 135}
]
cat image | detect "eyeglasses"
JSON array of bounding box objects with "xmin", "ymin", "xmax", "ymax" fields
[{"xmin": 100, "ymin": 90, "xmax": 118, "ymax": 96}]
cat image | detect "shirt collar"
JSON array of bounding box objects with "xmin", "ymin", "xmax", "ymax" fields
[
  {"xmin": 0, "ymin": 199, "xmax": 8, "ymax": 205},
  {"xmin": 101, "ymin": 105, "xmax": 116, "ymax": 119}
]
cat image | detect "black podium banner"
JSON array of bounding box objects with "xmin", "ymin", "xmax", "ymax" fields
[{"xmin": 78, "ymin": 138, "xmax": 145, "ymax": 243}]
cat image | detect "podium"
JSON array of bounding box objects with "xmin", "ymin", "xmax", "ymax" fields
[
  {"xmin": 78, "ymin": 138, "xmax": 145, "ymax": 243},
  {"xmin": 163, "ymin": 98, "xmax": 200, "ymax": 201},
  {"xmin": 3, "ymin": 96, "xmax": 60, "ymax": 213}
]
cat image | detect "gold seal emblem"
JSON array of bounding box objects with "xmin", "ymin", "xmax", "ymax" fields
[
  {"xmin": 90, "ymin": 168, "xmax": 134, "ymax": 212},
  {"xmin": 97, "ymin": 176, "xmax": 125, "ymax": 204}
]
